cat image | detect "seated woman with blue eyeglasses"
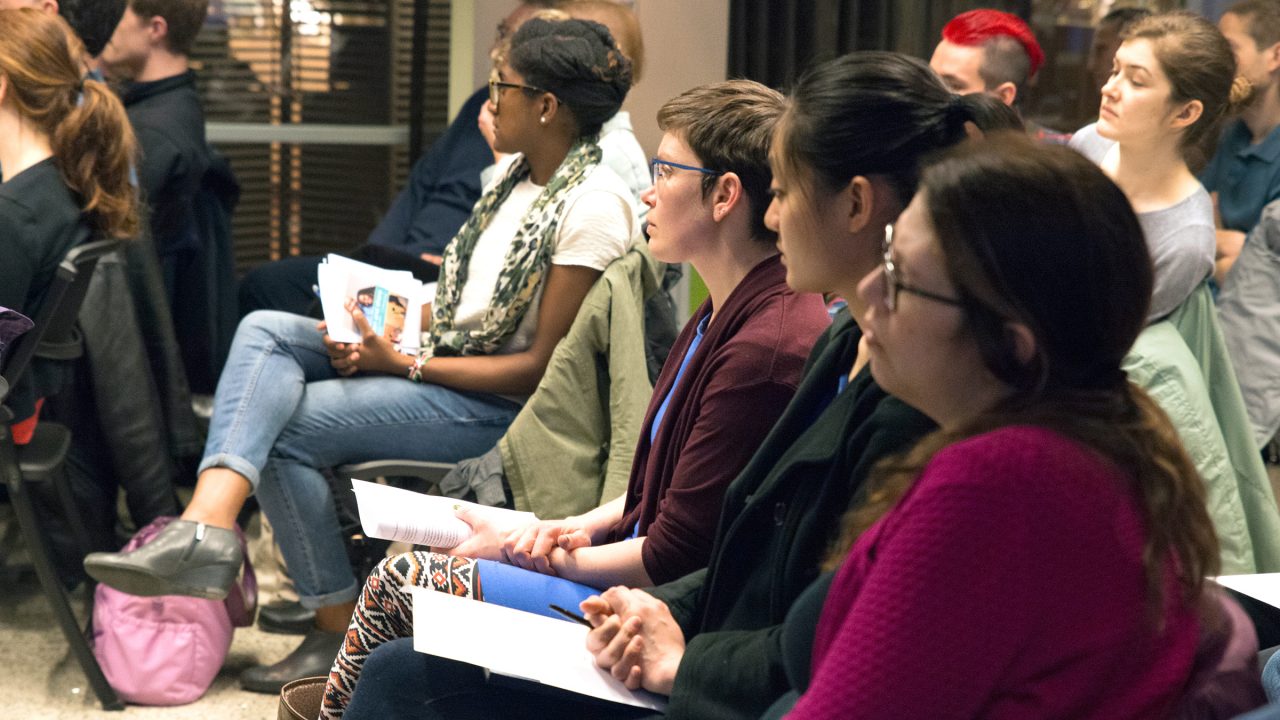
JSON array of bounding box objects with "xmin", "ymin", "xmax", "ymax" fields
[{"xmin": 313, "ymin": 79, "xmax": 830, "ymax": 719}]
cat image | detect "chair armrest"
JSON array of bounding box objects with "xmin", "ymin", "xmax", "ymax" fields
[{"xmin": 337, "ymin": 460, "xmax": 456, "ymax": 485}]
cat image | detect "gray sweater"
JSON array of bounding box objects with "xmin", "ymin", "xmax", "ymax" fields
[{"xmin": 1070, "ymin": 123, "xmax": 1215, "ymax": 322}]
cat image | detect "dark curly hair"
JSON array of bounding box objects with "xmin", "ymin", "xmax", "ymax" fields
[{"xmin": 508, "ymin": 17, "xmax": 632, "ymax": 137}]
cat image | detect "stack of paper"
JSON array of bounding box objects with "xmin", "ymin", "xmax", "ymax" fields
[
  {"xmin": 316, "ymin": 254, "xmax": 436, "ymax": 354},
  {"xmin": 411, "ymin": 587, "xmax": 668, "ymax": 711},
  {"xmin": 351, "ymin": 479, "xmax": 536, "ymax": 548}
]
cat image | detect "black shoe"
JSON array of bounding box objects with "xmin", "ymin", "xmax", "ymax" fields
[
  {"xmin": 240, "ymin": 628, "xmax": 344, "ymax": 694},
  {"xmin": 258, "ymin": 600, "xmax": 316, "ymax": 635},
  {"xmin": 83, "ymin": 520, "xmax": 242, "ymax": 600}
]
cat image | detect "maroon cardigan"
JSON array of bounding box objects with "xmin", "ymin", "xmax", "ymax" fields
[{"xmin": 605, "ymin": 255, "xmax": 829, "ymax": 584}]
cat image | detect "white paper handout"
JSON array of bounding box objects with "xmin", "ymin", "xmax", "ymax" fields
[
  {"xmin": 316, "ymin": 254, "xmax": 436, "ymax": 354},
  {"xmin": 411, "ymin": 587, "xmax": 668, "ymax": 711},
  {"xmin": 350, "ymin": 479, "xmax": 536, "ymax": 548},
  {"xmin": 1215, "ymin": 573, "xmax": 1280, "ymax": 609}
]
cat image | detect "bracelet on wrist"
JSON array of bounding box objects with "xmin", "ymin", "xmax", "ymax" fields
[{"xmin": 408, "ymin": 351, "xmax": 432, "ymax": 382}]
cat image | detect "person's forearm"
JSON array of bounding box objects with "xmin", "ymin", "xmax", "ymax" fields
[
  {"xmin": 1215, "ymin": 229, "xmax": 1246, "ymax": 285},
  {"xmin": 416, "ymin": 350, "xmax": 548, "ymax": 395},
  {"xmin": 554, "ymin": 537, "xmax": 652, "ymax": 588},
  {"xmin": 571, "ymin": 494, "xmax": 627, "ymax": 542}
]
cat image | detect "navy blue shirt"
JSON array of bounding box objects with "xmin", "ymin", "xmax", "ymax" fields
[
  {"xmin": 1202, "ymin": 119, "xmax": 1280, "ymax": 233},
  {"xmin": 366, "ymin": 87, "xmax": 493, "ymax": 255}
]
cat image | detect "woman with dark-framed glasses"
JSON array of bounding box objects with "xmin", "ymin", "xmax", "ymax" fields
[{"xmin": 86, "ymin": 15, "xmax": 639, "ymax": 693}]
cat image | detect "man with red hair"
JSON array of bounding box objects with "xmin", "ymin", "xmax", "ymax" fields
[{"xmin": 930, "ymin": 8, "xmax": 1067, "ymax": 142}]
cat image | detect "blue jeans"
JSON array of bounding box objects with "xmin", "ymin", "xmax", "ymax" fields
[{"xmin": 199, "ymin": 311, "xmax": 522, "ymax": 608}]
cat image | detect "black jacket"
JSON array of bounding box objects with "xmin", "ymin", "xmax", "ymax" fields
[
  {"xmin": 121, "ymin": 70, "xmax": 209, "ymax": 266},
  {"xmin": 648, "ymin": 310, "xmax": 936, "ymax": 720}
]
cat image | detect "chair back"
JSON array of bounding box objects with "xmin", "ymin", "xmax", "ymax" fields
[{"xmin": 0, "ymin": 239, "xmax": 122, "ymax": 401}]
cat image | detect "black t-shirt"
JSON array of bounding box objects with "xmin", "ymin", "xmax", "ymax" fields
[{"xmin": 0, "ymin": 158, "xmax": 90, "ymax": 419}]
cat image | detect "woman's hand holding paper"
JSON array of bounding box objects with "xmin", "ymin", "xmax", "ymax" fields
[
  {"xmin": 446, "ymin": 505, "xmax": 514, "ymax": 561},
  {"xmin": 327, "ymin": 300, "xmax": 414, "ymax": 377}
]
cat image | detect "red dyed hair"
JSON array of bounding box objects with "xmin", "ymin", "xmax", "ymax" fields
[{"xmin": 942, "ymin": 9, "xmax": 1044, "ymax": 77}]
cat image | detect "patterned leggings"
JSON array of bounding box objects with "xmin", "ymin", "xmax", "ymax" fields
[{"xmin": 320, "ymin": 551, "xmax": 481, "ymax": 720}]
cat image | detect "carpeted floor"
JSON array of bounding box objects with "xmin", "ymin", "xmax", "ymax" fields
[{"xmin": 0, "ymin": 510, "xmax": 302, "ymax": 719}]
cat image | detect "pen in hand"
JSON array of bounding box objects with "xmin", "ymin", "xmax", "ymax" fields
[{"xmin": 549, "ymin": 603, "xmax": 594, "ymax": 628}]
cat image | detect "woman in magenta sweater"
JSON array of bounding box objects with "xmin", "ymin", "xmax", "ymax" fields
[{"xmin": 783, "ymin": 138, "xmax": 1220, "ymax": 718}]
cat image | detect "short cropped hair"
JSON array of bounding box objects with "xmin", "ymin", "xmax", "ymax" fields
[
  {"xmin": 130, "ymin": 0, "xmax": 208, "ymax": 55},
  {"xmin": 657, "ymin": 80, "xmax": 785, "ymax": 243},
  {"xmin": 1227, "ymin": 0, "xmax": 1280, "ymax": 50},
  {"xmin": 942, "ymin": 9, "xmax": 1045, "ymax": 92}
]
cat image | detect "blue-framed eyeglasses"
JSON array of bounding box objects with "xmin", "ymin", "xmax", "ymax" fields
[
  {"xmin": 650, "ymin": 157, "xmax": 724, "ymax": 185},
  {"xmin": 882, "ymin": 224, "xmax": 966, "ymax": 312}
]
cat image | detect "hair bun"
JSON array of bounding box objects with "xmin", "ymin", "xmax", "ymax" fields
[{"xmin": 1230, "ymin": 75, "xmax": 1254, "ymax": 107}]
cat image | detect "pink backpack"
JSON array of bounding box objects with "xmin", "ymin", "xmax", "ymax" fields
[{"xmin": 91, "ymin": 516, "xmax": 257, "ymax": 705}]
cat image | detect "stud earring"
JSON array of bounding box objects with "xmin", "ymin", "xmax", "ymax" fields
[{"xmin": 540, "ymin": 116, "xmax": 547, "ymax": 124}]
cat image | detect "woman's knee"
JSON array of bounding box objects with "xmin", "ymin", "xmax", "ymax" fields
[{"xmin": 236, "ymin": 309, "xmax": 313, "ymax": 345}]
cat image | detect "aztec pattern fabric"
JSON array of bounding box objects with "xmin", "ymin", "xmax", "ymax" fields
[
  {"xmin": 320, "ymin": 552, "xmax": 482, "ymax": 720},
  {"xmin": 424, "ymin": 137, "xmax": 603, "ymax": 359}
]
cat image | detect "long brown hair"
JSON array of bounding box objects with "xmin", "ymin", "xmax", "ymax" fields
[
  {"xmin": 0, "ymin": 8, "xmax": 138, "ymax": 239},
  {"xmin": 831, "ymin": 138, "xmax": 1220, "ymax": 621}
]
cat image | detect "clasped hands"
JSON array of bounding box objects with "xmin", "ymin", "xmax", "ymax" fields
[
  {"xmin": 582, "ymin": 586, "xmax": 684, "ymax": 696},
  {"xmin": 447, "ymin": 511, "xmax": 594, "ymax": 576}
]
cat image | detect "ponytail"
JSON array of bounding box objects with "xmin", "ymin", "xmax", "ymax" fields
[
  {"xmin": 950, "ymin": 92, "xmax": 1024, "ymax": 136},
  {"xmin": 778, "ymin": 52, "xmax": 999, "ymax": 207},
  {"xmin": 52, "ymin": 77, "xmax": 139, "ymax": 239},
  {"xmin": 0, "ymin": 9, "xmax": 139, "ymax": 239}
]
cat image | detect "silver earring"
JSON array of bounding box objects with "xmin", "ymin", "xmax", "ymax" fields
[{"xmin": 540, "ymin": 116, "xmax": 547, "ymax": 124}]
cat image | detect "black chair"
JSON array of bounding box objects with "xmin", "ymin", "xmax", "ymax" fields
[{"xmin": 0, "ymin": 238, "xmax": 124, "ymax": 711}]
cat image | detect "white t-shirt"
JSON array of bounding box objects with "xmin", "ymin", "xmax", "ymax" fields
[{"xmin": 450, "ymin": 155, "xmax": 637, "ymax": 355}]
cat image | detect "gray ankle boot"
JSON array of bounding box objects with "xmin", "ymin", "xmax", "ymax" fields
[{"xmin": 84, "ymin": 519, "xmax": 242, "ymax": 600}]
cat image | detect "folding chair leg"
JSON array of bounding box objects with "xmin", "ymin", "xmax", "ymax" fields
[
  {"xmin": 50, "ymin": 466, "xmax": 94, "ymax": 558},
  {"xmin": 0, "ymin": 439, "xmax": 122, "ymax": 711}
]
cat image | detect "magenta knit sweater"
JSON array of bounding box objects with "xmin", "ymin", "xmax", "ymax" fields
[{"xmin": 789, "ymin": 426, "xmax": 1200, "ymax": 719}]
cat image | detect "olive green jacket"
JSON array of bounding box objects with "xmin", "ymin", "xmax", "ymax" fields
[{"xmin": 501, "ymin": 242, "xmax": 662, "ymax": 518}]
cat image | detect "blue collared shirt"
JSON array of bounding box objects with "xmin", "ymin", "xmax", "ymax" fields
[{"xmin": 1201, "ymin": 119, "xmax": 1280, "ymax": 233}]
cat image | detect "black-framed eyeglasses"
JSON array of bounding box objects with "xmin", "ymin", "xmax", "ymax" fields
[
  {"xmin": 882, "ymin": 224, "xmax": 965, "ymax": 312},
  {"xmin": 650, "ymin": 157, "xmax": 724, "ymax": 186},
  {"xmin": 488, "ymin": 78, "xmax": 552, "ymax": 111}
]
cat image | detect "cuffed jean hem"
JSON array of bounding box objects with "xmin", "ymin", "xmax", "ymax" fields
[
  {"xmin": 197, "ymin": 452, "xmax": 262, "ymax": 493},
  {"xmin": 298, "ymin": 580, "xmax": 361, "ymax": 611}
]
